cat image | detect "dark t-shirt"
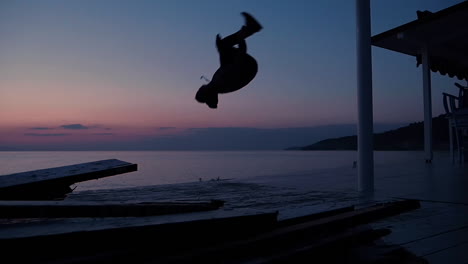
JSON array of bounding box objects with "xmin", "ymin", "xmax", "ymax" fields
[{"xmin": 211, "ymin": 53, "xmax": 258, "ymax": 94}]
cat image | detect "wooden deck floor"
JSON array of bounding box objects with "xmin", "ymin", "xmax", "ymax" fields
[{"xmin": 368, "ymin": 153, "xmax": 468, "ymax": 264}]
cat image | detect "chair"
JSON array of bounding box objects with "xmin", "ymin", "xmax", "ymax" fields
[
  {"xmin": 455, "ymin": 82, "xmax": 468, "ymax": 109},
  {"xmin": 443, "ymin": 82, "xmax": 468, "ymax": 163}
]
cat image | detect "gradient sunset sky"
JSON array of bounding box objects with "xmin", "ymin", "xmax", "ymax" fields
[{"xmin": 0, "ymin": 0, "xmax": 465, "ymax": 150}]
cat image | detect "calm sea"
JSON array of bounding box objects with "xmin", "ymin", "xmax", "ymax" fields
[
  {"xmin": 0, "ymin": 150, "xmax": 436, "ymax": 191},
  {"xmin": 0, "ymin": 151, "xmax": 357, "ymax": 190}
]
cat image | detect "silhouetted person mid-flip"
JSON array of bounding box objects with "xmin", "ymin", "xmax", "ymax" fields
[{"xmin": 195, "ymin": 12, "xmax": 263, "ymax": 109}]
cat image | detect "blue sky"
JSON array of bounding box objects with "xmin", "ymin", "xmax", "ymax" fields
[{"xmin": 0, "ymin": 0, "xmax": 464, "ymax": 150}]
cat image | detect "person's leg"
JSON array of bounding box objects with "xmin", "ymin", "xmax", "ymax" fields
[
  {"xmin": 216, "ymin": 35, "xmax": 247, "ymax": 66},
  {"xmin": 217, "ymin": 12, "xmax": 262, "ymax": 50},
  {"xmin": 216, "ymin": 34, "xmax": 232, "ymax": 65},
  {"xmin": 216, "ymin": 13, "xmax": 262, "ymax": 66}
]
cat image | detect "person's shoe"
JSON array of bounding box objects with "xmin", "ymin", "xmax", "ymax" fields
[{"xmin": 241, "ymin": 12, "xmax": 262, "ymax": 33}]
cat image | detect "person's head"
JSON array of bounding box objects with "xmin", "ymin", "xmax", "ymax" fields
[
  {"xmin": 195, "ymin": 85, "xmax": 208, "ymax": 103},
  {"xmin": 195, "ymin": 84, "xmax": 218, "ymax": 109}
]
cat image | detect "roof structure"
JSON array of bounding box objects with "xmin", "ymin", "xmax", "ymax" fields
[{"xmin": 372, "ymin": 1, "xmax": 468, "ymax": 80}]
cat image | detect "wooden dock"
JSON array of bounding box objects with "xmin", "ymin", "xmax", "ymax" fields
[{"xmin": 0, "ymin": 159, "xmax": 137, "ymax": 200}]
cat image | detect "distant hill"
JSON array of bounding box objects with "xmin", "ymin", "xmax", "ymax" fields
[{"xmin": 288, "ymin": 115, "xmax": 450, "ymax": 151}]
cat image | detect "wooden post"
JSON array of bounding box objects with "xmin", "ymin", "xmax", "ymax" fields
[
  {"xmin": 421, "ymin": 46, "xmax": 433, "ymax": 163},
  {"xmin": 356, "ymin": 0, "xmax": 374, "ymax": 193}
]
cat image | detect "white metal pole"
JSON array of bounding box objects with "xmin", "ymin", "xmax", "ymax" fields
[
  {"xmin": 422, "ymin": 46, "xmax": 433, "ymax": 163},
  {"xmin": 356, "ymin": 0, "xmax": 374, "ymax": 193}
]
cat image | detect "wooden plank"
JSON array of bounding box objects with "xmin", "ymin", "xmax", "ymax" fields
[
  {"xmin": 0, "ymin": 159, "xmax": 137, "ymax": 187},
  {"xmin": 277, "ymin": 205, "xmax": 355, "ymax": 227},
  {"xmin": 0, "ymin": 159, "xmax": 137, "ymax": 200},
  {"xmin": 0, "ymin": 208, "xmax": 276, "ymax": 240},
  {"xmin": 244, "ymin": 226, "xmax": 396, "ymax": 264},
  {"xmin": 0, "ymin": 210, "xmax": 279, "ymax": 263},
  {"xmin": 248, "ymin": 199, "xmax": 420, "ymax": 244},
  {"xmin": 0, "ymin": 200, "xmax": 225, "ymax": 218},
  {"xmin": 147, "ymin": 199, "xmax": 421, "ymax": 263}
]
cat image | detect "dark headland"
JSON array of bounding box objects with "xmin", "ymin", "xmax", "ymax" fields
[{"xmin": 287, "ymin": 115, "xmax": 449, "ymax": 151}]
